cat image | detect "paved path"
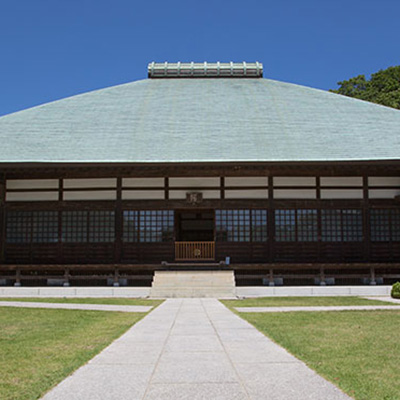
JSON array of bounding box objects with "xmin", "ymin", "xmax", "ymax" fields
[
  {"xmin": 364, "ymin": 296, "xmax": 400, "ymax": 304},
  {"xmin": 41, "ymin": 299, "xmax": 351, "ymax": 400},
  {"xmin": 0, "ymin": 301, "xmax": 152, "ymax": 313},
  {"xmin": 235, "ymin": 305, "xmax": 400, "ymax": 313}
]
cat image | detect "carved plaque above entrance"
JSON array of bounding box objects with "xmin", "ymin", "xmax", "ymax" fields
[{"xmin": 186, "ymin": 192, "xmax": 203, "ymax": 205}]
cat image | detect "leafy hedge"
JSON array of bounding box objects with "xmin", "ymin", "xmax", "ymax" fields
[{"xmin": 391, "ymin": 282, "xmax": 400, "ymax": 299}]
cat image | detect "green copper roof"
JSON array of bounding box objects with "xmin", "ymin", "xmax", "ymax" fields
[{"xmin": 1, "ymin": 77, "xmax": 400, "ymax": 163}]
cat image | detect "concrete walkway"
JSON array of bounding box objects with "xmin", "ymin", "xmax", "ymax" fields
[
  {"xmin": 235, "ymin": 305, "xmax": 400, "ymax": 313},
  {"xmin": 41, "ymin": 299, "xmax": 351, "ymax": 400},
  {"xmin": 364, "ymin": 296, "xmax": 400, "ymax": 304},
  {"xmin": 0, "ymin": 301, "xmax": 152, "ymax": 313}
]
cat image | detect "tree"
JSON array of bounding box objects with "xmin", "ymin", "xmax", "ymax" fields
[{"xmin": 330, "ymin": 66, "xmax": 400, "ymax": 110}]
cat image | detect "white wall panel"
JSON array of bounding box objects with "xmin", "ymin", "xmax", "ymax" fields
[
  {"xmin": 169, "ymin": 190, "xmax": 220, "ymax": 200},
  {"xmin": 122, "ymin": 178, "xmax": 164, "ymax": 187},
  {"xmin": 63, "ymin": 178, "xmax": 117, "ymax": 188},
  {"xmin": 6, "ymin": 179, "xmax": 59, "ymax": 189},
  {"xmin": 6, "ymin": 192, "xmax": 59, "ymax": 201},
  {"xmin": 320, "ymin": 177, "xmax": 362, "ymax": 187},
  {"xmin": 225, "ymin": 190, "xmax": 268, "ymax": 199},
  {"xmin": 368, "ymin": 177, "xmax": 400, "ymax": 187},
  {"xmin": 63, "ymin": 191, "xmax": 116, "ymax": 201},
  {"xmin": 273, "ymin": 177, "xmax": 316, "ymax": 187},
  {"xmin": 225, "ymin": 177, "xmax": 268, "ymax": 187},
  {"xmin": 368, "ymin": 189, "xmax": 400, "ymax": 199},
  {"xmin": 169, "ymin": 177, "xmax": 220, "ymax": 187},
  {"xmin": 122, "ymin": 190, "xmax": 165, "ymax": 200},
  {"xmin": 273, "ymin": 189, "xmax": 316, "ymax": 199},
  {"xmin": 321, "ymin": 189, "xmax": 363, "ymax": 199}
]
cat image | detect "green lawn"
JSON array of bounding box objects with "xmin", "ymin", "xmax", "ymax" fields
[
  {"xmin": 222, "ymin": 296, "xmax": 394, "ymax": 308},
  {"xmin": 0, "ymin": 307, "xmax": 148, "ymax": 400},
  {"xmin": 0, "ymin": 297, "xmax": 163, "ymax": 306},
  {"xmin": 237, "ymin": 310, "xmax": 400, "ymax": 400}
]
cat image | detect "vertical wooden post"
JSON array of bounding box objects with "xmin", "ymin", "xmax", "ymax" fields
[
  {"xmin": 14, "ymin": 268, "xmax": 21, "ymax": 287},
  {"xmin": 115, "ymin": 177, "xmax": 122, "ymax": 263},
  {"xmin": 268, "ymin": 176, "xmax": 274, "ymax": 262},
  {"xmin": 268, "ymin": 268, "xmax": 275, "ymax": 286},
  {"xmin": 363, "ymin": 175, "xmax": 371, "ymax": 262},
  {"xmin": 319, "ymin": 266, "xmax": 326, "ymax": 286},
  {"xmin": 370, "ymin": 266, "xmax": 376, "ymax": 285},
  {"xmin": 0, "ymin": 178, "xmax": 5, "ymax": 265},
  {"xmin": 113, "ymin": 268, "xmax": 120, "ymax": 287},
  {"xmin": 63, "ymin": 268, "xmax": 70, "ymax": 287}
]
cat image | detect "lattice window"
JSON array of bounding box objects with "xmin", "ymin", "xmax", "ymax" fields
[
  {"xmin": 251, "ymin": 210, "xmax": 268, "ymax": 242},
  {"xmin": 6, "ymin": 211, "xmax": 32, "ymax": 244},
  {"xmin": 32, "ymin": 212, "xmax": 58, "ymax": 243},
  {"xmin": 62, "ymin": 211, "xmax": 87, "ymax": 242},
  {"xmin": 89, "ymin": 211, "xmax": 115, "ymax": 243},
  {"xmin": 6, "ymin": 211, "xmax": 58, "ymax": 244},
  {"xmin": 275, "ymin": 209, "xmax": 317, "ymax": 242},
  {"xmin": 138, "ymin": 210, "xmax": 174, "ymax": 243},
  {"xmin": 321, "ymin": 210, "xmax": 341, "ymax": 242},
  {"xmin": 322, "ymin": 209, "xmax": 363, "ymax": 242},
  {"xmin": 342, "ymin": 210, "xmax": 363, "ymax": 241},
  {"xmin": 123, "ymin": 210, "xmax": 139, "ymax": 242},
  {"xmin": 123, "ymin": 210, "xmax": 174, "ymax": 243},
  {"xmin": 61, "ymin": 210, "xmax": 114, "ymax": 243},
  {"xmin": 275, "ymin": 210, "xmax": 295, "ymax": 242},
  {"xmin": 370, "ymin": 210, "xmax": 390, "ymax": 242},
  {"xmin": 371, "ymin": 209, "xmax": 400, "ymax": 242},
  {"xmin": 297, "ymin": 210, "xmax": 318, "ymax": 242},
  {"xmin": 392, "ymin": 211, "xmax": 400, "ymax": 241},
  {"xmin": 216, "ymin": 210, "xmax": 251, "ymax": 242}
]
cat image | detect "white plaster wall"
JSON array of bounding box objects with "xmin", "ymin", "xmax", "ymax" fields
[
  {"xmin": 225, "ymin": 177, "xmax": 268, "ymax": 187},
  {"xmin": 169, "ymin": 177, "xmax": 220, "ymax": 187},
  {"xmin": 368, "ymin": 189, "xmax": 400, "ymax": 199},
  {"xmin": 6, "ymin": 179, "xmax": 59, "ymax": 189},
  {"xmin": 320, "ymin": 177, "xmax": 363, "ymax": 186},
  {"xmin": 368, "ymin": 177, "xmax": 400, "ymax": 187},
  {"xmin": 63, "ymin": 178, "xmax": 117, "ymax": 188},
  {"xmin": 122, "ymin": 190, "xmax": 165, "ymax": 200},
  {"xmin": 225, "ymin": 190, "xmax": 268, "ymax": 199},
  {"xmin": 6, "ymin": 192, "xmax": 59, "ymax": 201},
  {"xmin": 321, "ymin": 189, "xmax": 363, "ymax": 199},
  {"xmin": 122, "ymin": 178, "xmax": 165, "ymax": 187},
  {"xmin": 273, "ymin": 189, "xmax": 316, "ymax": 199},
  {"xmin": 169, "ymin": 190, "xmax": 220, "ymax": 200},
  {"xmin": 273, "ymin": 177, "xmax": 316, "ymax": 186},
  {"xmin": 63, "ymin": 191, "xmax": 116, "ymax": 201}
]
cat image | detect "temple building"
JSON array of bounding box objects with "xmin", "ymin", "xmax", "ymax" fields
[{"xmin": 0, "ymin": 61, "xmax": 400, "ymax": 287}]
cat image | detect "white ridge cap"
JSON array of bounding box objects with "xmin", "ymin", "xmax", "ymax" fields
[{"xmin": 147, "ymin": 61, "xmax": 264, "ymax": 78}]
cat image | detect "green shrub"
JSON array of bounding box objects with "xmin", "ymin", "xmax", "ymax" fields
[{"xmin": 391, "ymin": 282, "xmax": 400, "ymax": 299}]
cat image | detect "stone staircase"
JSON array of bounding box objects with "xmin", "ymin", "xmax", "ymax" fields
[{"xmin": 150, "ymin": 270, "xmax": 236, "ymax": 298}]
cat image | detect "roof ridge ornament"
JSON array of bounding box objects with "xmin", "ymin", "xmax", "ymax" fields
[{"xmin": 148, "ymin": 61, "xmax": 263, "ymax": 78}]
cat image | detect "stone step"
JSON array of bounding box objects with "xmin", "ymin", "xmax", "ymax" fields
[{"xmin": 150, "ymin": 270, "xmax": 236, "ymax": 298}]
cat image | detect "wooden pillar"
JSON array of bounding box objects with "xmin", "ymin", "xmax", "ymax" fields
[
  {"xmin": 370, "ymin": 266, "xmax": 376, "ymax": 285},
  {"xmin": 14, "ymin": 268, "xmax": 21, "ymax": 287},
  {"xmin": 63, "ymin": 268, "xmax": 70, "ymax": 287},
  {"xmin": 0, "ymin": 178, "xmax": 5, "ymax": 265},
  {"xmin": 268, "ymin": 176, "xmax": 274, "ymax": 262},
  {"xmin": 363, "ymin": 175, "xmax": 371, "ymax": 262},
  {"xmin": 268, "ymin": 268, "xmax": 275, "ymax": 286},
  {"xmin": 115, "ymin": 177, "xmax": 123, "ymax": 263},
  {"xmin": 319, "ymin": 266, "xmax": 326, "ymax": 286},
  {"xmin": 113, "ymin": 267, "xmax": 120, "ymax": 287}
]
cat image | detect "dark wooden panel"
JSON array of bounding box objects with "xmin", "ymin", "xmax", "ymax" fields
[{"xmin": 274, "ymin": 243, "xmax": 319, "ymax": 263}]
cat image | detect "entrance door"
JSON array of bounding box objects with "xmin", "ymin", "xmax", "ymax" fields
[
  {"xmin": 175, "ymin": 210, "xmax": 215, "ymax": 261},
  {"xmin": 176, "ymin": 210, "xmax": 214, "ymax": 241}
]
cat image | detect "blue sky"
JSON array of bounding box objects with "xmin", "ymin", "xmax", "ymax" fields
[{"xmin": 0, "ymin": 0, "xmax": 399, "ymax": 116}]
